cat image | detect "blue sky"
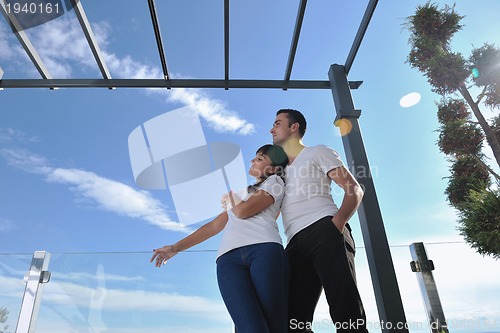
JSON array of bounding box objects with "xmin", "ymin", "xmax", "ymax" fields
[{"xmin": 1, "ymin": 1, "xmax": 500, "ymax": 332}]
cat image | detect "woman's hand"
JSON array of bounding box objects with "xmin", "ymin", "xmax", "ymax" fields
[
  {"xmin": 150, "ymin": 245, "xmax": 179, "ymax": 268},
  {"xmin": 229, "ymin": 191, "xmax": 242, "ymax": 207},
  {"xmin": 221, "ymin": 193, "xmax": 230, "ymax": 210},
  {"xmin": 221, "ymin": 191, "xmax": 242, "ymax": 210}
]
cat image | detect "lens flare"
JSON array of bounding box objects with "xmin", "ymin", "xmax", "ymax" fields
[
  {"xmin": 399, "ymin": 92, "xmax": 421, "ymax": 108},
  {"xmin": 334, "ymin": 118, "xmax": 353, "ymax": 136},
  {"xmin": 472, "ymin": 68, "xmax": 480, "ymax": 78}
]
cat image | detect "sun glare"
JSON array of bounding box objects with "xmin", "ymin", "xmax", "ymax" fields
[
  {"xmin": 334, "ymin": 118, "xmax": 353, "ymax": 136},
  {"xmin": 399, "ymin": 92, "xmax": 422, "ymax": 108}
]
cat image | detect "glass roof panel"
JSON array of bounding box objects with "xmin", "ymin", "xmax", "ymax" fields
[{"xmin": 0, "ymin": 0, "xmax": 369, "ymax": 83}]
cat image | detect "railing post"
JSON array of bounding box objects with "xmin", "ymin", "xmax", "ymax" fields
[
  {"xmin": 410, "ymin": 242, "xmax": 449, "ymax": 333},
  {"xmin": 15, "ymin": 251, "xmax": 51, "ymax": 333}
]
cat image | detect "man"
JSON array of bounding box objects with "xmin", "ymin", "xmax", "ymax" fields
[{"xmin": 271, "ymin": 109, "xmax": 368, "ymax": 333}]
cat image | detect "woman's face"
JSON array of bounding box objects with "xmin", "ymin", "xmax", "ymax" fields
[{"xmin": 249, "ymin": 153, "xmax": 274, "ymax": 180}]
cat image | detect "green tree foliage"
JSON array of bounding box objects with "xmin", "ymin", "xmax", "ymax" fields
[
  {"xmin": 470, "ymin": 44, "xmax": 500, "ymax": 108},
  {"xmin": 458, "ymin": 189, "xmax": 500, "ymax": 259},
  {"xmin": 404, "ymin": 2, "xmax": 500, "ymax": 258},
  {"xmin": 444, "ymin": 155, "xmax": 490, "ymax": 206}
]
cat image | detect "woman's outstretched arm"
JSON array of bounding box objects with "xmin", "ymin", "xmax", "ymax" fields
[{"xmin": 150, "ymin": 211, "xmax": 229, "ymax": 267}]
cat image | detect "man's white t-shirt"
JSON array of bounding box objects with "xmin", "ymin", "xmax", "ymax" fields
[
  {"xmin": 281, "ymin": 145, "xmax": 344, "ymax": 242},
  {"xmin": 217, "ymin": 174, "xmax": 285, "ymax": 258}
]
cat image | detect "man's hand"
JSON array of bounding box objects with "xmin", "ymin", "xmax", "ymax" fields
[
  {"xmin": 328, "ymin": 166, "xmax": 364, "ymax": 233},
  {"xmin": 332, "ymin": 214, "xmax": 347, "ymax": 234}
]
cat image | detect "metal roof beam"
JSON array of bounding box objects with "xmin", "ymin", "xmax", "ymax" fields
[
  {"xmin": 284, "ymin": 0, "xmax": 307, "ymax": 82},
  {"xmin": 0, "ymin": 0, "xmax": 52, "ymax": 79},
  {"xmin": 344, "ymin": 0, "xmax": 378, "ymax": 74},
  {"xmin": 148, "ymin": 0, "xmax": 170, "ymax": 80},
  {"xmin": 224, "ymin": 0, "xmax": 229, "ymax": 87},
  {"xmin": 68, "ymin": 0, "xmax": 111, "ymax": 79},
  {"xmin": 0, "ymin": 78, "xmax": 362, "ymax": 90}
]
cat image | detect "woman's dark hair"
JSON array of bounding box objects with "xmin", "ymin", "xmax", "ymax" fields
[{"xmin": 248, "ymin": 144, "xmax": 289, "ymax": 192}]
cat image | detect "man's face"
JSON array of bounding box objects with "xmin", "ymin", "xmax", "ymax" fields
[{"xmin": 270, "ymin": 113, "xmax": 293, "ymax": 145}]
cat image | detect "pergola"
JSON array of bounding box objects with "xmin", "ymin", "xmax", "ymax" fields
[{"xmin": 1, "ymin": 0, "xmax": 409, "ymax": 331}]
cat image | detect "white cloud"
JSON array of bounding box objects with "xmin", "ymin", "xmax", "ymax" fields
[
  {"xmin": 0, "ymin": 128, "xmax": 41, "ymax": 144},
  {"xmin": 98, "ymin": 55, "xmax": 256, "ymax": 134},
  {"xmin": 47, "ymin": 167, "xmax": 185, "ymax": 231},
  {"xmin": 7, "ymin": 14, "xmax": 255, "ymax": 135},
  {"xmin": 36, "ymin": 325, "xmax": 230, "ymax": 333},
  {"xmin": 0, "ymin": 274, "xmax": 231, "ymax": 332},
  {"xmin": 26, "ymin": 16, "xmax": 100, "ymax": 77},
  {"xmin": 55, "ymin": 271, "xmax": 144, "ymax": 283},
  {"xmin": 104, "ymin": 53, "xmax": 162, "ymax": 80},
  {"xmin": 166, "ymin": 88, "xmax": 255, "ymax": 135},
  {"xmin": 0, "ymin": 23, "xmax": 31, "ymax": 65},
  {"xmin": 0, "ymin": 275, "xmax": 26, "ymax": 299},
  {"xmin": 0, "ymin": 147, "xmax": 52, "ymax": 174},
  {"xmin": 0, "ymin": 148, "xmax": 187, "ymax": 232},
  {"xmin": 0, "ymin": 23, "xmax": 15, "ymax": 59},
  {"xmin": 45, "ymin": 280, "xmax": 227, "ymax": 316}
]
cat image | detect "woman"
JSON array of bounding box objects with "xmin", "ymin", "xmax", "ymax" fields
[{"xmin": 151, "ymin": 144, "xmax": 289, "ymax": 333}]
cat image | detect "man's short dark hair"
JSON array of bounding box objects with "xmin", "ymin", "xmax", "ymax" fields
[{"xmin": 277, "ymin": 109, "xmax": 307, "ymax": 138}]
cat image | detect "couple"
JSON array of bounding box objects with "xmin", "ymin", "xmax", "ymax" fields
[{"xmin": 150, "ymin": 109, "xmax": 368, "ymax": 333}]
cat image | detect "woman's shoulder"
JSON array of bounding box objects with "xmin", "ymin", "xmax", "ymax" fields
[
  {"xmin": 256, "ymin": 175, "xmax": 285, "ymax": 200},
  {"xmin": 262, "ymin": 174, "xmax": 284, "ymax": 186},
  {"xmin": 254, "ymin": 175, "xmax": 284, "ymax": 193}
]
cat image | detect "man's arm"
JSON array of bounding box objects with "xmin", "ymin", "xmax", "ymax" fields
[{"xmin": 327, "ymin": 166, "xmax": 364, "ymax": 232}]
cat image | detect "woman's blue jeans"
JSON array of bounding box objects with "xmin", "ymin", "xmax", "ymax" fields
[{"xmin": 217, "ymin": 242, "xmax": 289, "ymax": 333}]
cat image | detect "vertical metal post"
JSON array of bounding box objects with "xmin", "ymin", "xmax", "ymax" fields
[
  {"xmin": 410, "ymin": 242, "xmax": 449, "ymax": 333},
  {"xmin": 0, "ymin": 66, "xmax": 4, "ymax": 91},
  {"xmin": 15, "ymin": 251, "xmax": 51, "ymax": 333},
  {"xmin": 328, "ymin": 64, "xmax": 408, "ymax": 332}
]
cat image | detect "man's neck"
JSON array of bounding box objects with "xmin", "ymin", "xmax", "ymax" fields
[{"xmin": 280, "ymin": 138, "xmax": 305, "ymax": 165}]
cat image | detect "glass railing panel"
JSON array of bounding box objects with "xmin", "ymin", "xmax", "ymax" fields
[
  {"xmin": 380, "ymin": 242, "xmax": 500, "ymax": 333},
  {"xmin": 424, "ymin": 242, "xmax": 500, "ymax": 333},
  {"xmin": 309, "ymin": 242, "xmax": 500, "ymax": 333},
  {"xmin": 303, "ymin": 245, "xmax": 429, "ymax": 333},
  {"xmin": 388, "ymin": 245, "xmax": 429, "ymax": 333},
  {"xmin": 8, "ymin": 243, "xmax": 500, "ymax": 333},
  {"xmin": 34, "ymin": 251, "xmax": 233, "ymax": 333},
  {"xmin": 0, "ymin": 253, "xmax": 34, "ymax": 333}
]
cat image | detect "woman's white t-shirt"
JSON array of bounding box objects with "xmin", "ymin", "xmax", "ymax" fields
[
  {"xmin": 217, "ymin": 174, "xmax": 285, "ymax": 258},
  {"xmin": 281, "ymin": 145, "xmax": 344, "ymax": 242}
]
